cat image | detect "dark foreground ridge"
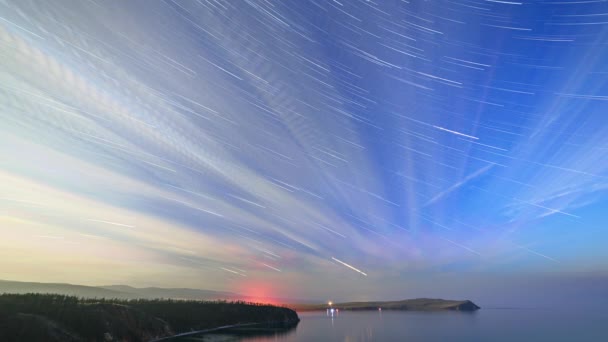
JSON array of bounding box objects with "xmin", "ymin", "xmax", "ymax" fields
[
  {"xmin": 292, "ymin": 298, "xmax": 480, "ymax": 312},
  {"xmin": 0, "ymin": 293, "xmax": 299, "ymax": 342}
]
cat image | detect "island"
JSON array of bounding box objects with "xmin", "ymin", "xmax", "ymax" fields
[
  {"xmin": 290, "ymin": 298, "xmax": 480, "ymax": 312},
  {"xmin": 0, "ymin": 293, "xmax": 299, "ymax": 342}
]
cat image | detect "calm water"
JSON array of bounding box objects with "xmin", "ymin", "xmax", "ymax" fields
[{"xmin": 178, "ymin": 308, "xmax": 608, "ymax": 341}]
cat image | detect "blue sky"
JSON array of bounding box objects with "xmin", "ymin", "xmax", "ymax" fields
[{"xmin": 1, "ymin": 0, "xmax": 607, "ymax": 305}]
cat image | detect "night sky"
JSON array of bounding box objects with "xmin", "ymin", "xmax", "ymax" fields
[{"xmin": 1, "ymin": 0, "xmax": 607, "ymax": 306}]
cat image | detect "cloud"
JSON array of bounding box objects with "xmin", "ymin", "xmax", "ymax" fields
[{"xmin": 2, "ymin": 0, "xmax": 608, "ymax": 298}]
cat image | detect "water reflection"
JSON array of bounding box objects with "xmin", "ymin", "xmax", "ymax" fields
[
  {"xmin": 174, "ymin": 308, "xmax": 607, "ymax": 341},
  {"xmin": 172, "ymin": 323, "xmax": 299, "ymax": 341},
  {"xmin": 326, "ymin": 306, "xmax": 339, "ymax": 327}
]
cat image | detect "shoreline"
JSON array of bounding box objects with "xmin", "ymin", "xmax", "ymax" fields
[
  {"xmin": 289, "ymin": 299, "xmax": 480, "ymax": 312},
  {"xmin": 149, "ymin": 319, "xmax": 300, "ymax": 341},
  {"xmin": 294, "ymin": 308, "xmax": 479, "ymax": 312}
]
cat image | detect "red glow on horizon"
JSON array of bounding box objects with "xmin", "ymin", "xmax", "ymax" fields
[{"xmin": 234, "ymin": 280, "xmax": 282, "ymax": 305}]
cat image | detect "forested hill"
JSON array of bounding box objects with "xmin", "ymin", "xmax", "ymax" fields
[{"xmin": 0, "ymin": 293, "xmax": 299, "ymax": 342}]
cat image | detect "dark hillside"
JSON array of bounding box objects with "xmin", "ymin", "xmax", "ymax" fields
[{"xmin": 0, "ymin": 294, "xmax": 298, "ymax": 342}]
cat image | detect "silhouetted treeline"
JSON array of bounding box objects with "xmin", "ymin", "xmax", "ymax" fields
[{"xmin": 0, "ymin": 293, "xmax": 299, "ymax": 342}]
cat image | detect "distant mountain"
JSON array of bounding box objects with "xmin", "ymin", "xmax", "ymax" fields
[
  {"xmin": 0, "ymin": 280, "xmax": 133, "ymax": 299},
  {"xmin": 99, "ymin": 285, "xmax": 238, "ymax": 300},
  {"xmin": 0, "ymin": 280, "xmax": 236, "ymax": 300},
  {"xmin": 291, "ymin": 298, "xmax": 481, "ymax": 312},
  {"xmin": 0, "ymin": 280, "xmax": 311, "ymax": 304}
]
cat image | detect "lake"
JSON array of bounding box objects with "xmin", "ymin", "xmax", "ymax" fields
[{"xmin": 177, "ymin": 308, "xmax": 608, "ymax": 341}]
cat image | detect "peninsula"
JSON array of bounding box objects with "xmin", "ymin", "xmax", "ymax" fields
[
  {"xmin": 291, "ymin": 298, "xmax": 480, "ymax": 312},
  {"xmin": 0, "ymin": 293, "xmax": 299, "ymax": 342}
]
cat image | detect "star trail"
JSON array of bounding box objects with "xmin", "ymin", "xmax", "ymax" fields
[{"xmin": 1, "ymin": 0, "xmax": 607, "ymax": 301}]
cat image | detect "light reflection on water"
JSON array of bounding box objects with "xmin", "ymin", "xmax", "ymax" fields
[
  {"xmin": 175, "ymin": 308, "xmax": 608, "ymax": 342},
  {"xmin": 171, "ymin": 322, "xmax": 299, "ymax": 341}
]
